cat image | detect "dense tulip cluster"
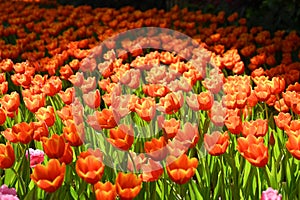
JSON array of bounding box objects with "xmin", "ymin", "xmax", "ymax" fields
[{"xmin": 0, "ymin": 0, "xmax": 299, "ymax": 199}]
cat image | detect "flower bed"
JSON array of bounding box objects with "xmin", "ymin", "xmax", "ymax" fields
[{"xmin": 0, "ymin": 1, "xmax": 300, "ymax": 199}]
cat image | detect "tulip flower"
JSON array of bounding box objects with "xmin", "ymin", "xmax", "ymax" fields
[
  {"xmin": 94, "ymin": 182, "xmax": 117, "ymax": 200},
  {"xmin": 116, "ymin": 172, "xmax": 142, "ymax": 200},
  {"xmin": 75, "ymin": 150, "xmax": 105, "ymax": 184},
  {"xmin": 26, "ymin": 148, "xmax": 45, "ymax": 168},
  {"xmin": 35, "ymin": 106, "xmax": 56, "ymax": 127},
  {"xmin": 83, "ymin": 89, "xmax": 101, "ymax": 109},
  {"xmin": 286, "ymin": 134, "xmax": 300, "ymax": 160},
  {"xmin": 63, "ymin": 119, "xmax": 84, "ymax": 147},
  {"xmin": 0, "ymin": 107, "xmax": 6, "ymax": 125},
  {"xmin": 237, "ymin": 134, "xmax": 269, "ymax": 167},
  {"xmin": 12, "ymin": 122, "xmax": 34, "ymax": 144},
  {"xmin": 107, "ymin": 124, "xmax": 134, "ymax": 151},
  {"xmin": 166, "ymin": 154, "xmax": 198, "ymax": 184},
  {"xmin": 1, "ymin": 92, "xmax": 20, "ymax": 112},
  {"xmin": 204, "ymin": 131, "xmax": 229, "ymax": 156},
  {"xmin": 30, "ymin": 159, "xmax": 66, "ymax": 193},
  {"xmin": 144, "ymin": 136, "xmax": 168, "ymax": 161},
  {"xmin": 42, "ymin": 134, "xmax": 65, "ymax": 159},
  {"xmin": 58, "ymin": 143, "xmax": 73, "ymax": 165},
  {"xmin": 261, "ymin": 187, "xmax": 282, "ymax": 200},
  {"xmin": 0, "ymin": 184, "xmax": 19, "ymax": 200},
  {"xmin": 134, "ymin": 97, "xmax": 156, "ymax": 122},
  {"xmin": 0, "ymin": 142, "xmax": 15, "ymax": 169}
]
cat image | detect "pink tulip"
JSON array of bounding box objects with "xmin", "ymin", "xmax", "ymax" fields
[
  {"xmin": 25, "ymin": 148, "xmax": 44, "ymax": 168},
  {"xmin": 261, "ymin": 187, "xmax": 282, "ymax": 200},
  {"xmin": 0, "ymin": 184, "xmax": 19, "ymax": 200}
]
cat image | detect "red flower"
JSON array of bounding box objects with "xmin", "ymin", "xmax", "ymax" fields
[
  {"xmin": 30, "ymin": 159, "xmax": 65, "ymax": 193},
  {"xmin": 107, "ymin": 124, "xmax": 134, "ymax": 151},
  {"xmin": 116, "ymin": 172, "xmax": 142, "ymax": 200},
  {"xmin": 143, "ymin": 84, "xmax": 170, "ymax": 97},
  {"xmin": 83, "ymin": 89, "xmax": 101, "ymax": 109},
  {"xmin": 58, "ymin": 143, "xmax": 73, "ymax": 165},
  {"xmin": 286, "ymin": 134, "xmax": 300, "ymax": 160},
  {"xmin": 175, "ymin": 122, "xmax": 199, "ymax": 149},
  {"xmin": 57, "ymin": 105, "xmax": 73, "ymax": 121},
  {"xmin": 35, "ymin": 106, "xmax": 55, "ymax": 127},
  {"xmin": 274, "ymin": 112, "xmax": 291, "ymax": 130},
  {"xmin": 225, "ymin": 115, "xmax": 243, "ymax": 134},
  {"xmin": 58, "ymin": 87, "xmax": 75, "ymax": 105},
  {"xmin": 12, "ymin": 122, "xmax": 34, "ymax": 144},
  {"xmin": 76, "ymin": 150, "xmax": 105, "ymax": 184},
  {"xmin": 0, "ymin": 107, "xmax": 6, "ymax": 125},
  {"xmin": 1, "ymin": 92, "xmax": 20, "ymax": 112},
  {"xmin": 120, "ymin": 69, "xmax": 141, "ymax": 89},
  {"xmin": 32, "ymin": 121, "xmax": 49, "ymax": 141},
  {"xmin": 237, "ymin": 134, "xmax": 268, "ymax": 167},
  {"xmin": 94, "ymin": 182, "xmax": 117, "ymax": 200},
  {"xmin": 134, "ymin": 97, "xmax": 156, "ymax": 122},
  {"xmin": 42, "ymin": 134, "xmax": 65, "ymax": 159},
  {"xmin": 141, "ymin": 158, "xmax": 164, "ymax": 182},
  {"xmin": 242, "ymin": 119, "xmax": 268, "ymax": 137},
  {"xmin": 161, "ymin": 118, "xmax": 180, "ymax": 139},
  {"xmin": 204, "ymin": 131, "xmax": 229, "ymax": 156},
  {"xmin": 0, "ymin": 142, "xmax": 15, "ymax": 169},
  {"xmin": 197, "ymin": 91, "xmax": 214, "ymax": 111},
  {"xmin": 166, "ymin": 154, "xmax": 198, "ymax": 184},
  {"xmin": 63, "ymin": 119, "xmax": 84, "ymax": 147},
  {"xmin": 42, "ymin": 76, "xmax": 62, "ymax": 96},
  {"xmin": 145, "ymin": 136, "xmax": 167, "ymax": 161},
  {"xmin": 23, "ymin": 93, "xmax": 46, "ymax": 113},
  {"xmin": 157, "ymin": 91, "xmax": 183, "ymax": 114},
  {"xmin": 87, "ymin": 109, "xmax": 118, "ymax": 131}
]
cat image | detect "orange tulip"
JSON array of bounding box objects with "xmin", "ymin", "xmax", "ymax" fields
[
  {"xmin": 274, "ymin": 112, "xmax": 291, "ymax": 130},
  {"xmin": 57, "ymin": 105, "xmax": 73, "ymax": 121},
  {"xmin": 30, "ymin": 159, "xmax": 66, "ymax": 193},
  {"xmin": 116, "ymin": 172, "xmax": 142, "ymax": 200},
  {"xmin": 75, "ymin": 150, "xmax": 105, "ymax": 184},
  {"xmin": 144, "ymin": 136, "xmax": 168, "ymax": 161},
  {"xmin": 63, "ymin": 119, "xmax": 84, "ymax": 147},
  {"xmin": 242, "ymin": 119, "xmax": 268, "ymax": 137},
  {"xmin": 157, "ymin": 92, "xmax": 183, "ymax": 115},
  {"xmin": 166, "ymin": 154, "xmax": 198, "ymax": 184},
  {"xmin": 32, "ymin": 121, "xmax": 49, "ymax": 141},
  {"xmin": 161, "ymin": 118, "xmax": 180, "ymax": 139},
  {"xmin": 134, "ymin": 97, "xmax": 156, "ymax": 122},
  {"xmin": 88, "ymin": 109, "xmax": 118, "ymax": 131},
  {"xmin": 0, "ymin": 107, "xmax": 6, "ymax": 125},
  {"xmin": 107, "ymin": 124, "xmax": 134, "ymax": 151},
  {"xmin": 58, "ymin": 143, "xmax": 73, "ymax": 165},
  {"xmin": 23, "ymin": 93, "xmax": 46, "ymax": 113},
  {"xmin": 42, "ymin": 76, "xmax": 62, "ymax": 96},
  {"xmin": 83, "ymin": 89, "xmax": 101, "ymax": 109},
  {"xmin": 42, "ymin": 134, "xmax": 65, "ymax": 159},
  {"xmin": 197, "ymin": 91, "xmax": 214, "ymax": 111},
  {"xmin": 174, "ymin": 122, "xmax": 199, "ymax": 149},
  {"xmin": 225, "ymin": 115, "xmax": 243, "ymax": 134},
  {"xmin": 286, "ymin": 134, "xmax": 300, "ymax": 160},
  {"xmin": 141, "ymin": 158, "xmax": 164, "ymax": 182},
  {"xmin": 58, "ymin": 87, "xmax": 75, "ymax": 105},
  {"xmin": 94, "ymin": 181, "xmax": 117, "ymax": 200},
  {"xmin": 237, "ymin": 134, "xmax": 268, "ymax": 167},
  {"xmin": 142, "ymin": 84, "xmax": 170, "ymax": 98},
  {"xmin": 35, "ymin": 106, "xmax": 56, "ymax": 127},
  {"xmin": 0, "ymin": 142, "xmax": 15, "ymax": 169},
  {"xmin": 204, "ymin": 131, "xmax": 229, "ymax": 156},
  {"xmin": 1, "ymin": 91, "xmax": 20, "ymax": 112},
  {"xmin": 12, "ymin": 122, "xmax": 34, "ymax": 144}
]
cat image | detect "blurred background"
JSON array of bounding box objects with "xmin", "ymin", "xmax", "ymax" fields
[{"xmin": 11, "ymin": 0, "xmax": 300, "ymax": 32}]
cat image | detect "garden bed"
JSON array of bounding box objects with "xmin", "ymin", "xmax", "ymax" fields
[{"xmin": 0, "ymin": 1, "xmax": 300, "ymax": 199}]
